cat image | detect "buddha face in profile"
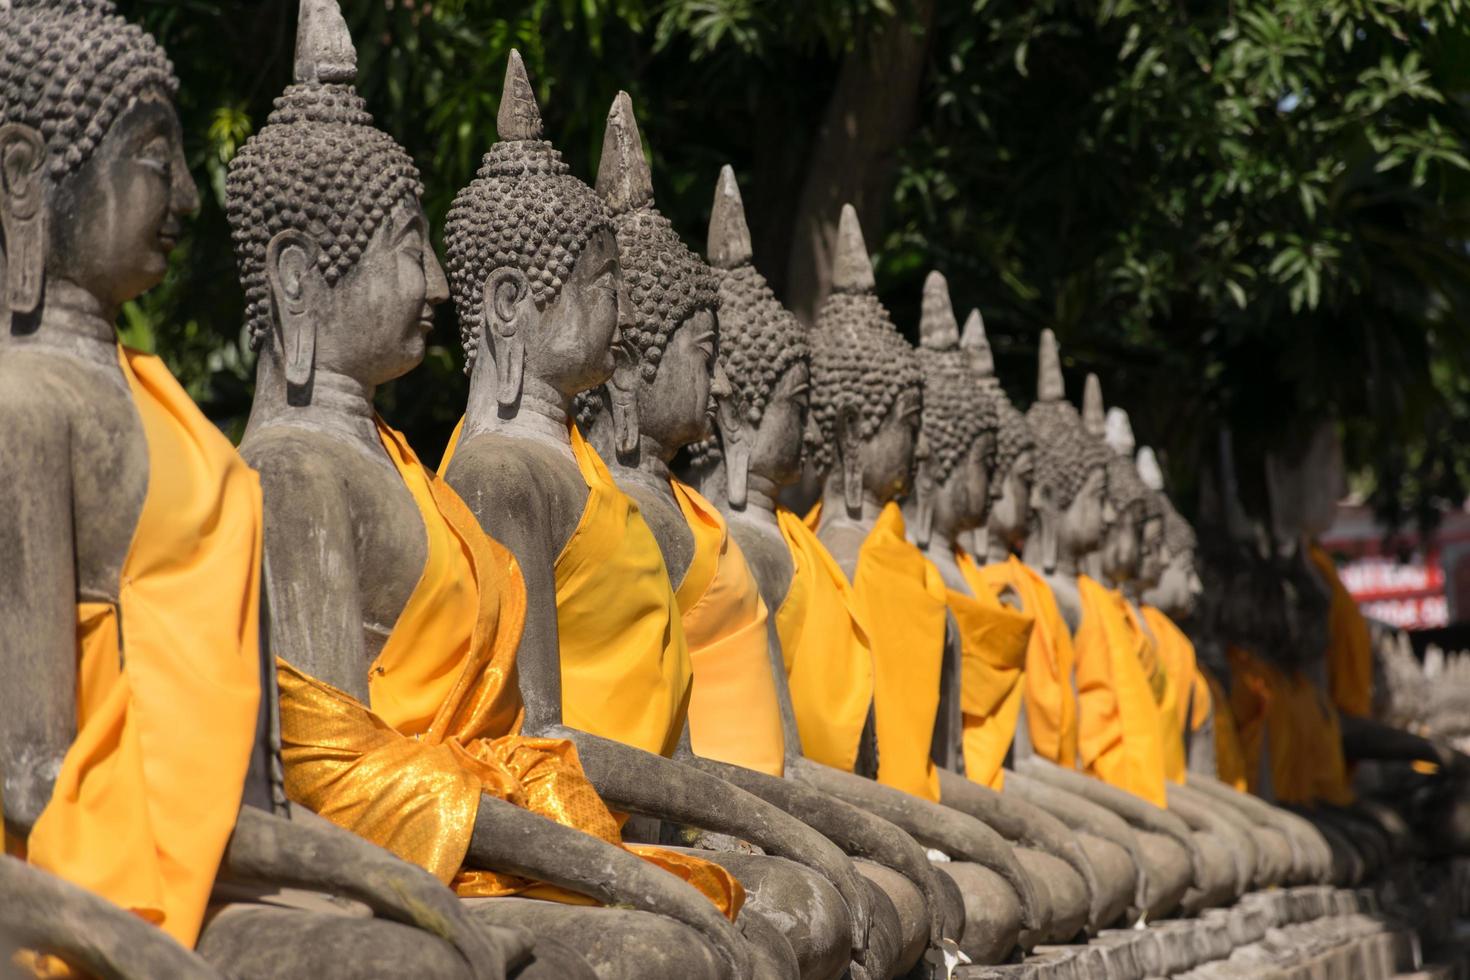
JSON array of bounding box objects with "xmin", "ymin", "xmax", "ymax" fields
[
  {"xmin": 0, "ymin": 2, "xmax": 193, "ymax": 319},
  {"xmin": 1059, "ymin": 463, "xmax": 1107, "ymax": 561},
  {"xmin": 227, "ymin": 76, "xmax": 444, "ymax": 389},
  {"xmin": 1135, "ymin": 514, "xmax": 1165, "ymax": 589},
  {"xmin": 618, "ymin": 305, "xmax": 718, "ymax": 454},
  {"xmin": 1099, "ymin": 498, "xmax": 1143, "ymax": 584},
  {"xmin": 858, "ymin": 384, "xmax": 922, "ymax": 504},
  {"xmin": 1148, "ymin": 545, "xmax": 1203, "ymax": 618},
  {"xmin": 715, "ymin": 360, "xmax": 810, "ymax": 491},
  {"xmin": 987, "ymin": 449, "xmax": 1035, "ymax": 548}
]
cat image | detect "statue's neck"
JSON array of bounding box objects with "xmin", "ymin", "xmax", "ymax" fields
[
  {"xmin": 464, "ymin": 362, "xmax": 574, "ymax": 452},
  {"xmin": 4, "ymin": 280, "xmax": 120, "ymax": 369},
  {"xmin": 985, "ymin": 531, "xmax": 1013, "ymax": 565},
  {"xmin": 248, "ymin": 352, "xmax": 386, "ymax": 466},
  {"xmin": 739, "ymin": 472, "xmax": 781, "ymax": 521},
  {"xmin": 1055, "ymin": 549, "xmax": 1081, "ymax": 577},
  {"xmin": 819, "ymin": 473, "xmax": 889, "ymax": 528}
]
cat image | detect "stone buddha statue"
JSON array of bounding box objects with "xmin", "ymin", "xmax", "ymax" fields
[
  {"xmin": 438, "ymin": 53, "xmax": 886, "ymax": 980},
  {"xmin": 228, "ymin": 12, "xmax": 761, "ymax": 979},
  {"xmin": 0, "ymin": 2, "xmax": 531, "ymax": 976},
  {"xmin": 790, "ymin": 204, "xmax": 1075, "ymax": 964},
  {"xmin": 570, "ymin": 92, "xmax": 876, "ymax": 980}
]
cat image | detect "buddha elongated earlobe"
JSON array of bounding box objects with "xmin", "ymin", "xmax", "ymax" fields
[
  {"xmin": 0, "ymin": 124, "xmax": 47, "ymax": 316},
  {"xmin": 913, "ymin": 435, "xmax": 935, "ymax": 547},
  {"xmin": 482, "ymin": 269, "xmax": 528, "ymax": 408},
  {"xmin": 837, "ymin": 402, "xmax": 864, "ymax": 518},
  {"xmin": 608, "ymin": 341, "xmax": 641, "ymax": 458},
  {"xmin": 726, "ymin": 439, "xmax": 751, "ymax": 510},
  {"xmin": 265, "ymin": 230, "xmax": 320, "ymax": 394},
  {"xmin": 1041, "ymin": 508, "xmax": 1059, "ymax": 574}
]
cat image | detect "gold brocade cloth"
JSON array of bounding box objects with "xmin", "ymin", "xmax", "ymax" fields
[{"xmin": 280, "ymin": 421, "xmax": 741, "ymax": 919}]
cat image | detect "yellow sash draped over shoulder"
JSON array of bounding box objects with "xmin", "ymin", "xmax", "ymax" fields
[
  {"xmin": 848, "ymin": 503, "xmax": 949, "ymax": 801},
  {"xmin": 952, "ymin": 552, "xmax": 1034, "ymax": 789},
  {"xmin": 1307, "ymin": 543, "xmax": 1373, "ymax": 720},
  {"xmin": 670, "ymin": 481, "xmax": 785, "ymax": 777},
  {"xmin": 1074, "ymin": 575, "xmax": 1168, "ymax": 807},
  {"xmin": 1227, "ymin": 646, "xmax": 1352, "ymax": 806},
  {"xmin": 1140, "ymin": 605, "xmax": 1191, "ymax": 785},
  {"xmin": 972, "ymin": 556, "xmax": 1079, "ymax": 769},
  {"xmin": 22, "ymin": 348, "xmax": 263, "ymax": 949},
  {"xmin": 1201, "ymin": 665, "xmax": 1248, "ymax": 792},
  {"xmin": 279, "ymin": 422, "xmax": 741, "ymax": 919},
  {"xmin": 775, "ymin": 507, "xmax": 874, "ymax": 773},
  {"xmin": 551, "ymin": 426, "xmax": 694, "ymax": 758}
]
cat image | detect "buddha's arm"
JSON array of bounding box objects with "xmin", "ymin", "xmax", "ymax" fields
[
  {"xmin": 463, "ymin": 794, "xmax": 750, "ymax": 980},
  {"xmin": 0, "ymin": 414, "xmax": 78, "ymax": 835},
  {"xmin": 0, "ymin": 858, "xmax": 221, "ymax": 979},
  {"xmin": 787, "ymin": 758, "xmax": 1043, "ymax": 932},
  {"xmin": 442, "ymin": 452, "xmax": 564, "ymax": 735},
  {"xmin": 1186, "ymin": 706, "xmax": 1218, "ymax": 776},
  {"xmin": 557, "ymin": 727, "xmax": 874, "ymax": 950},
  {"xmin": 248, "ymin": 448, "xmax": 366, "ymax": 690},
  {"xmin": 1001, "ymin": 769, "xmax": 1148, "ymax": 908},
  {"xmin": 1013, "ymin": 754, "xmax": 1204, "ymax": 882},
  {"xmin": 220, "ymin": 805, "xmax": 519, "ymax": 980},
  {"xmin": 690, "ymin": 755, "xmax": 962, "ymax": 946},
  {"xmin": 934, "ymin": 768, "xmax": 1099, "ymax": 915}
]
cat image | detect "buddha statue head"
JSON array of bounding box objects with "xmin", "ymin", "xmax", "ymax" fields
[
  {"xmin": 1137, "ymin": 447, "xmax": 1203, "ymax": 620},
  {"xmin": 444, "ymin": 51, "xmax": 621, "ymax": 412},
  {"xmin": 808, "ymin": 204, "xmax": 922, "ymax": 518},
  {"xmin": 1024, "ymin": 330, "xmax": 1109, "ymax": 574},
  {"xmin": 227, "ymin": 0, "xmax": 444, "ymax": 396},
  {"xmin": 960, "ymin": 307, "xmax": 1036, "ymax": 558},
  {"xmin": 910, "ymin": 271, "xmax": 998, "ymax": 547},
  {"xmin": 1081, "ymin": 376, "xmax": 1155, "ymax": 590},
  {"xmin": 694, "ymin": 165, "xmax": 809, "ymax": 507},
  {"xmin": 578, "ymin": 92, "xmax": 720, "ymax": 463},
  {"xmin": 0, "ymin": 0, "xmax": 197, "ymax": 323}
]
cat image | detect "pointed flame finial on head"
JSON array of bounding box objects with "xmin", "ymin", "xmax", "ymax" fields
[
  {"xmin": 294, "ymin": 0, "xmax": 357, "ymax": 85},
  {"xmin": 960, "ymin": 308, "xmax": 994, "ymax": 379},
  {"xmin": 596, "ymin": 91, "xmax": 654, "ymax": 216},
  {"xmin": 1105, "ymin": 407, "xmax": 1135, "ymax": 457},
  {"xmin": 497, "ymin": 49, "xmax": 543, "ymax": 141},
  {"xmin": 708, "ymin": 165, "xmax": 752, "ymax": 270},
  {"xmin": 919, "ymin": 271, "xmax": 960, "ymax": 351},
  {"xmin": 1136, "ymin": 446, "xmax": 1165, "ymax": 491},
  {"xmin": 1037, "ymin": 328, "xmax": 1065, "ymax": 403},
  {"xmin": 1083, "ymin": 374, "xmax": 1105, "ymax": 438},
  {"xmin": 831, "ymin": 203, "xmax": 876, "ymax": 294}
]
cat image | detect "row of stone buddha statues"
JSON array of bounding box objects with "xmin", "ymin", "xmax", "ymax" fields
[{"xmin": 2, "ymin": 1, "xmax": 1461, "ymax": 978}]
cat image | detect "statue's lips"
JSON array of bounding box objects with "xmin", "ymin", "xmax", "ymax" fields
[{"xmin": 157, "ymin": 232, "xmax": 179, "ymax": 252}]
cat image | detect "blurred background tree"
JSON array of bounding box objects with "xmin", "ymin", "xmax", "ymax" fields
[{"xmin": 119, "ymin": 0, "xmax": 1470, "ymax": 532}]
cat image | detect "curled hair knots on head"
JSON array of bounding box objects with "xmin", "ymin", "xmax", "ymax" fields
[
  {"xmin": 1161, "ymin": 496, "xmax": 1197, "ymax": 557},
  {"xmin": 0, "ymin": 0, "xmax": 177, "ymax": 179},
  {"xmin": 614, "ymin": 207, "xmax": 719, "ymax": 384},
  {"xmin": 916, "ymin": 346, "xmax": 994, "ymax": 485},
  {"xmin": 225, "ymin": 83, "xmax": 424, "ymax": 353},
  {"xmin": 1104, "ymin": 452, "xmax": 1153, "ymax": 524},
  {"xmin": 443, "ymin": 139, "xmax": 612, "ymax": 373},
  {"xmin": 992, "ymin": 395, "xmax": 1035, "ymax": 480},
  {"xmin": 808, "ymin": 291, "xmax": 922, "ymax": 475},
  {"xmin": 685, "ymin": 262, "xmax": 809, "ymax": 470},
  {"xmin": 1026, "ymin": 400, "xmax": 1110, "ymax": 509}
]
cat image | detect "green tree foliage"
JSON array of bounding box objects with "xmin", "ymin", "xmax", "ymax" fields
[{"xmin": 119, "ymin": 0, "xmax": 1470, "ymax": 528}]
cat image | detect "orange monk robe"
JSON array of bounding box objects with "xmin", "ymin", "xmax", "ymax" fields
[
  {"xmin": 1074, "ymin": 575, "xmax": 1169, "ymax": 808},
  {"xmin": 1200, "ymin": 666, "xmax": 1248, "ymax": 792},
  {"xmin": 1227, "ymin": 647, "xmax": 1352, "ymax": 807},
  {"xmin": 283, "ymin": 422, "xmax": 741, "ymax": 918},
  {"xmin": 1307, "ymin": 543, "xmax": 1373, "ymax": 720},
  {"xmin": 1141, "ymin": 606, "xmax": 1201, "ymax": 784},
  {"xmin": 17, "ymin": 348, "xmax": 263, "ymax": 948},
  {"xmin": 670, "ymin": 481, "xmax": 785, "ymax": 778},
  {"xmin": 953, "ymin": 552, "xmax": 1035, "ymax": 790},
  {"xmin": 773, "ymin": 508, "xmax": 875, "ymax": 773},
  {"xmin": 971, "ymin": 556, "xmax": 1079, "ymax": 769},
  {"xmin": 442, "ymin": 419, "xmax": 695, "ymax": 760},
  {"xmin": 846, "ymin": 503, "xmax": 949, "ymax": 801}
]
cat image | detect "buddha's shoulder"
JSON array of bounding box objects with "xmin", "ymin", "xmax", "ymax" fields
[
  {"xmin": 445, "ymin": 432, "xmax": 583, "ymax": 502},
  {"xmin": 239, "ymin": 426, "xmax": 362, "ymax": 499},
  {"xmin": 0, "ymin": 348, "xmax": 130, "ymax": 441}
]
